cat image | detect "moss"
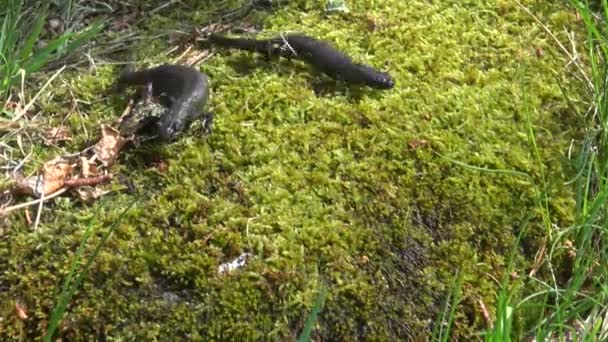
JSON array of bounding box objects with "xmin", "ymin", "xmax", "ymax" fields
[{"xmin": 0, "ymin": 0, "xmax": 590, "ymax": 340}]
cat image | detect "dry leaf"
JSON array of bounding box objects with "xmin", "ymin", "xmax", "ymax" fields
[
  {"xmin": 111, "ymin": 11, "xmax": 140, "ymax": 31},
  {"xmin": 13, "ymin": 162, "xmax": 72, "ymax": 197},
  {"xmin": 80, "ymin": 157, "xmax": 99, "ymax": 178},
  {"xmin": 93, "ymin": 125, "xmax": 130, "ymax": 167},
  {"xmin": 7, "ymin": 100, "xmax": 31, "ymax": 121},
  {"xmin": 13, "ymin": 162, "xmax": 73, "ymax": 197},
  {"xmin": 12, "ymin": 175, "xmax": 41, "ymax": 196},
  {"xmin": 73, "ymin": 186, "xmax": 106, "ymax": 203},
  {"xmin": 44, "ymin": 126, "xmax": 72, "ymax": 145},
  {"xmin": 42, "ymin": 162, "xmax": 72, "ymax": 195}
]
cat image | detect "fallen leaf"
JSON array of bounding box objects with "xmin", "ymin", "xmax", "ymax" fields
[
  {"xmin": 4, "ymin": 101, "xmax": 27, "ymax": 118},
  {"xmin": 111, "ymin": 11, "xmax": 140, "ymax": 31},
  {"xmin": 12, "ymin": 175, "xmax": 40, "ymax": 197},
  {"xmin": 73, "ymin": 186, "xmax": 106, "ymax": 203},
  {"xmin": 44, "ymin": 126, "xmax": 72, "ymax": 145},
  {"xmin": 4, "ymin": 101, "xmax": 19, "ymax": 110},
  {"xmin": 42, "ymin": 162, "xmax": 73, "ymax": 195},
  {"xmin": 12, "ymin": 162, "xmax": 72, "ymax": 197},
  {"xmin": 93, "ymin": 125, "xmax": 130, "ymax": 167},
  {"xmin": 80, "ymin": 157, "xmax": 98, "ymax": 178}
]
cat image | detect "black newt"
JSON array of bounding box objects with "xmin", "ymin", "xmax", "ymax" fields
[
  {"xmin": 115, "ymin": 64, "xmax": 211, "ymax": 141},
  {"xmin": 208, "ymin": 33, "xmax": 394, "ymax": 89}
]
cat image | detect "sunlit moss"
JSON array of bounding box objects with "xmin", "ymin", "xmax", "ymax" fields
[{"xmin": 0, "ymin": 0, "xmax": 589, "ymax": 340}]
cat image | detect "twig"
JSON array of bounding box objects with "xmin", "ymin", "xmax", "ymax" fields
[
  {"xmin": 134, "ymin": 0, "xmax": 181, "ymax": 27},
  {"xmin": 11, "ymin": 133, "xmax": 33, "ymax": 175},
  {"xmin": 12, "ymin": 65, "xmax": 67, "ymax": 122},
  {"xmin": 24, "ymin": 207, "xmax": 32, "ymax": 225},
  {"xmin": 172, "ymin": 45, "xmax": 193, "ymax": 64},
  {"xmin": 33, "ymin": 185, "xmax": 45, "ymax": 230},
  {"xmin": 64, "ymin": 174, "xmax": 113, "ymax": 187},
  {"xmin": 60, "ymin": 144, "xmax": 96, "ymax": 160},
  {"xmin": 1, "ymin": 174, "xmax": 113, "ymax": 218},
  {"xmin": 0, "ymin": 188, "xmax": 68, "ymax": 217},
  {"xmin": 188, "ymin": 51, "xmax": 214, "ymax": 67}
]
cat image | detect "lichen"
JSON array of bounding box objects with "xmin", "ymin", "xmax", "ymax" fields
[{"xmin": 0, "ymin": 0, "xmax": 589, "ymax": 340}]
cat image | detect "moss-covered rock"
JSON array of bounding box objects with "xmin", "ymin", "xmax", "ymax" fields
[{"xmin": 0, "ymin": 0, "xmax": 589, "ymax": 340}]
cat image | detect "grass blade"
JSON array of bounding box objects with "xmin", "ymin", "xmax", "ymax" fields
[
  {"xmin": 23, "ymin": 33, "xmax": 74, "ymax": 75},
  {"xmin": 297, "ymin": 286, "xmax": 328, "ymax": 342},
  {"xmin": 58, "ymin": 17, "xmax": 106, "ymax": 57},
  {"xmin": 18, "ymin": 2, "xmax": 50, "ymax": 61},
  {"xmin": 44, "ymin": 198, "xmax": 138, "ymax": 342}
]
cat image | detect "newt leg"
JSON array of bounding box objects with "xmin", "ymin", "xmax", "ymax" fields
[{"xmin": 199, "ymin": 111, "xmax": 214, "ymax": 137}]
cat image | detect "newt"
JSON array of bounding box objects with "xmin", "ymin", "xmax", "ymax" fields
[
  {"xmin": 208, "ymin": 33, "xmax": 395, "ymax": 89},
  {"xmin": 115, "ymin": 64, "xmax": 212, "ymax": 141}
]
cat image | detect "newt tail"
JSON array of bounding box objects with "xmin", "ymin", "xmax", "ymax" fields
[{"xmin": 208, "ymin": 34, "xmax": 278, "ymax": 57}]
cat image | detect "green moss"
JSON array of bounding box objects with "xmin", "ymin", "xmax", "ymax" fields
[{"xmin": 0, "ymin": 0, "xmax": 590, "ymax": 340}]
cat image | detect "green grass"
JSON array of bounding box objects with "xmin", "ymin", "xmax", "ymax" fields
[
  {"xmin": 43, "ymin": 198, "xmax": 138, "ymax": 342},
  {"xmin": 296, "ymin": 285, "xmax": 328, "ymax": 342},
  {"xmin": 534, "ymin": 0, "xmax": 608, "ymax": 339},
  {"xmin": 0, "ymin": 0, "xmax": 112, "ymax": 338},
  {"xmin": 435, "ymin": 0, "xmax": 608, "ymax": 340},
  {"xmin": 0, "ymin": 0, "xmax": 104, "ymax": 113},
  {"xmin": 525, "ymin": 0, "xmax": 608, "ymax": 339}
]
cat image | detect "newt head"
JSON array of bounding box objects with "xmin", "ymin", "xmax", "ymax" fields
[
  {"xmin": 157, "ymin": 114, "xmax": 184, "ymax": 141},
  {"xmin": 156, "ymin": 102, "xmax": 202, "ymax": 142}
]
